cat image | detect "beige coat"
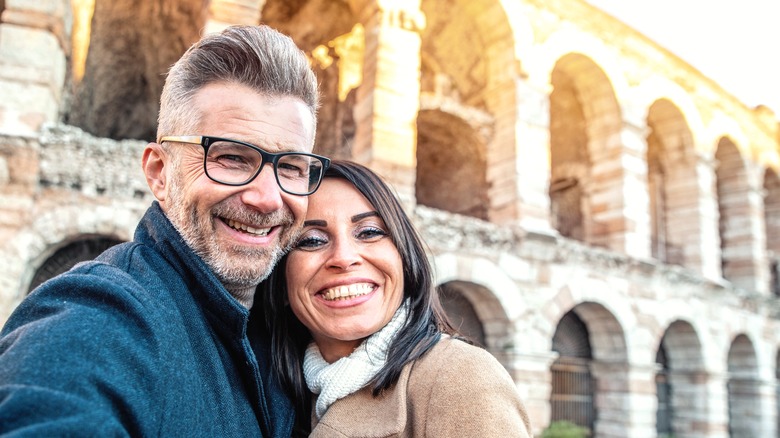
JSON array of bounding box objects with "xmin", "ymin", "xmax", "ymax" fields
[{"xmin": 310, "ymin": 337, "xmax": 533, "ymax": 437}]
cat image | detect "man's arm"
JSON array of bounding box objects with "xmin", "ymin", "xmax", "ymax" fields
[{"xmin": 0, "ymin": 266, "xmax": 163, "ymax": 436}]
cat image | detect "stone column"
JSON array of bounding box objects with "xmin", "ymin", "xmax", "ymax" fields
[
  {"xmin": 0, "ymin": 0, "xmax": 69, "ymax": 136},
  {"xmin": 586, "ymin": 118, "xmax": 651, "ymax": 259},
  {"xmin": 501, "ymin": 351, "xmax": 558, "ymax": 437},
  {"xmin": 589, "ymin": 361, "xmax": 657, "ymax": 438},
  {"xmin": 514, "ymin": 76, "xmax": 554, "ymax": 232},
  {"xmin": 351, "ymin": 0, "xmax": 424, "ymax": 208},
  {"xmin": 205, "ymin": 0, "xmax": 264, "ymax": 34}
]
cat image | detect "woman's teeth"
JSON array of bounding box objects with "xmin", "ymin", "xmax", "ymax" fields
[
  {"xmin": 226, "ymin": 219, "xmax": 271, "ymax": 236},
  {"xmin": 321, "ymin": 283, "xmax": 373, "ymax": 301}
]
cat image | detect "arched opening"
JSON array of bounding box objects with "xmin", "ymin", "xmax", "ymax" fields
[
  {"xmin": 549, "ymin": 64, "xmax": 588, "ymax": 241},
  {"xmin": 656, "ymin": 320, "xmax": 706, "ymax": 438},
  {"xmin": 655, "ymin": 342, "xmax": 672, "ymax": 437},
  {"xmin": 715, "ymin": 138, "xmax": 756, "ymax": 289},
  {"xmin": 66, "ymin": 0, "xmax": 206, "ymax": 140},
  {"xmin": 438, "ymin": 281, "xmax": 486, "ymax": 347},
  {"xmin": 419, "ymin": 0, "xmax": 517, "ymax": 223},
  {"xmin": 549, "ymin": 54, "xmax": 622, "ymax": 250},
  {"xmin": 416, "ymin": 110, "xmax": 488, "ymax": 219},
  {"xmin": 764, "ymin": 169, "xmax": 780, "ymax": 296},
  {"xmin": 28, "ymin": 236, "xmax": 124, "ymax": 293},
  {"xmin": 646, "ymin": 99, "xmax": 695, "ymax": 266},
  {"xmin": 550, "ymin": 310, "xmax": 595, "ymax": 432},
  {"xmin": 727, "ymin": 334, "xmax": 761, "ymax": 437}
]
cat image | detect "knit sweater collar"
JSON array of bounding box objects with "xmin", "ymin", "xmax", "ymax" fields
[{"xmin": 303, "ymin": 301, "xmax": 409, "ymax": 419}]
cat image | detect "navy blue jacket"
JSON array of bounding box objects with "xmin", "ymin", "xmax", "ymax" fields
[{"xmin": 0, "ymin": 202, "xmax": 294, "ymax": 437}]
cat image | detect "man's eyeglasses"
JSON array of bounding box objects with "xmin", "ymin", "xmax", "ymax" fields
[{"xmin": 159, "ymin": 136, "xmax": 330, "ymax": 196}]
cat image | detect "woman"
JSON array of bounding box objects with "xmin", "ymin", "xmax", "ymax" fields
[{"xmin": 260, "ymin": 161, "xmax": 532, "ymax": 437}]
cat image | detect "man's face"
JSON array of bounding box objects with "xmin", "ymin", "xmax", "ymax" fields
[{"xmin": 156, "ymin": 82, "xmax": 315, "ymax": 292}]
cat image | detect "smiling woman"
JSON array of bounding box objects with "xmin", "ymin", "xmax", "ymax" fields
[{"xmin": 258, "ymin": 160, "xmax": 533, "ymax": 437}]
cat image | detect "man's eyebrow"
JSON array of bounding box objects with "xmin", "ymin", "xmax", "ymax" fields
[
  {"xmin": 352, "ymin": 211, "xmax": 379, "ymax": 222},
  {"xmin": 303, "ymin": 219, "xmax": 327, "ymax": 227}
]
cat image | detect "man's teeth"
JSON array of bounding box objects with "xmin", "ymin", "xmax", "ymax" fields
[
  {"xmin": 226, "ymin": 219, "xmax": 271, "ymax": 236},
  {"xmin": 322, "ymin": 283, "xmax": 373, "ymax": 301}
]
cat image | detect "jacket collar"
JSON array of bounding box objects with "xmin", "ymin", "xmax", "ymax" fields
[{"xmin": 135, "ymin": 202, "xmax": 250, "ymax": 339}]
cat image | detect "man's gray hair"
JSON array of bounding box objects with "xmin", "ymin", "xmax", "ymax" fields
[{"xmin": 157, "ymin": 25, "xmax": 319, "ymax": 141}]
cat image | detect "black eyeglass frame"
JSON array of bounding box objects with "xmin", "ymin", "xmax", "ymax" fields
[{"xmin": 159, "ymin": 135, "xmax": 331, "ymax": 196}]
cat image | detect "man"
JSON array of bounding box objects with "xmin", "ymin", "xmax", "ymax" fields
[{"xmin": 0, "ymin": 25, "xmax": 328, "ymax": 436}]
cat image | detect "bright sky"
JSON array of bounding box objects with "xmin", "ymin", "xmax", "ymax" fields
[{"xmin": 585, "ymin": 0, "xmax": 780, "ymax": 118}]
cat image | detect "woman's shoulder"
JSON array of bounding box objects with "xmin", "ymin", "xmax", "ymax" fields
[
  {"xmin": 405, "ymin": 337, "xmax": 533, "ymax": 436},
  {"xmin": 410, "ymin": 336, "xmax": 513, "ymax": 387},
  {"xmin": 417, "ymin": 336, "xmax": 502, "ymax": 367}
]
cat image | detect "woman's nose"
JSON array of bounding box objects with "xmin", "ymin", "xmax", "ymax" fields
[{"xmin": 327, "ymin": 237, "xmax": 361, "ymax": 270}]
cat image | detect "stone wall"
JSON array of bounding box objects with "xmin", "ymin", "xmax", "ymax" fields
[{"xmin": 1, "ymin": 0, "xmax": 779, "ymax": 436}]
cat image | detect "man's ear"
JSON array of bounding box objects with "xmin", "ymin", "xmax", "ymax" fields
[{"xmin": 142, "ymin": 142, "xmax": 169, "ymax": 204}]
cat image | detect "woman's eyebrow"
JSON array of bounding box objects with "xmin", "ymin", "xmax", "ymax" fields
[
  {"xmin": 351, "ymin": 211, "xmax": 379, "ymax": 223},
  {"xmin": 303, "ymin": 219, "xmax": 327, "ymax": 227}
]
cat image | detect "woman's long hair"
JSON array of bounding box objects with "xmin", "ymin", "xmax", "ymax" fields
[{"xmin": 258, "ymin": 160, "xmax": 456, "ymax": 419}]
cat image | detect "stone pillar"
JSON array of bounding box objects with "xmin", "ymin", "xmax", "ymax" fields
[
  {"xmin": 205, "ymin": 0, "xmax": 264, "ymax": 34},
  {"xmin": 590, "ymin": 361, "xmax": 657, "ymax": 438},
  {"xmin": 666, "ymin": 370, "xmax": 728, "ymax": 438},
  {"xmin": 661, "ymin": 154, "xmax": 722, "ymax": 280},
  {"xmin": 514, "ymin": 76, "xmax": 554, "ymax": 232},
  {"xmin": 700, "ymin": 371, "xmax": 730, "ymax": 438},
  {"xmin": 501, "ymin": 351, "xmax": 557, "ymax": 437},
  {"xmin": 351, "ymin": 0, "xmax": 424, "ymax": 208},
  {"xmin": 0, "ymin": 0, "xmax": 69, "ymax": 136},
  {"xmin": 587, "ymin": 119, "xmax": 651, "ymax": 259}
]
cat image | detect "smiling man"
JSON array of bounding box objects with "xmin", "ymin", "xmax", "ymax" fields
[{"xmin": 0, "ymin": 25, "xmax": 328, "ymax": 437}]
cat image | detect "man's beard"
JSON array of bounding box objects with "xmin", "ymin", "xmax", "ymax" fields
[{"xmin": 165, "ymin": 172, "xmax": 299, "ymax": 291}]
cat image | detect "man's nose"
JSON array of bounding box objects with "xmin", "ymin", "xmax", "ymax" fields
[{"xmin": 239, "ymin": 163, "xmax": 284, "ymax": 213}]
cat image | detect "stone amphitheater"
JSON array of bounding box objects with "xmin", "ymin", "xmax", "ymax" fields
[{"xmin": 1, "ymin": 0, "xmax": 779, "ymax": 436}]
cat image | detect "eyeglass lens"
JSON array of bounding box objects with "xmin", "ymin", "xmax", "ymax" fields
[{"xmin": 205, "ymin": 140, "xmax": 322, "ymax": 194}]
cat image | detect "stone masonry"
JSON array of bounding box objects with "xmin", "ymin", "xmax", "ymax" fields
[{"xmin": 1, "ymin": 0, "xmax": 779, "ymax": 436}]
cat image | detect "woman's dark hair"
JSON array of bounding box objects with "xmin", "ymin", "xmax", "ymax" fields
[{"xmin": 259, "ymin": 160, "xmax": 456, "ymax": 418}]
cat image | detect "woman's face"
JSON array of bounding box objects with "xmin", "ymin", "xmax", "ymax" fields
[{"xmin": 285, "ymin": 178, "xmax": 404, "ymax": 362}]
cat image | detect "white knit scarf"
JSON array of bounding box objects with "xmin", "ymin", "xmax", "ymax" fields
[{"xmin": 303, "ymin": 301, "xmax": 410, "ymax": 419}]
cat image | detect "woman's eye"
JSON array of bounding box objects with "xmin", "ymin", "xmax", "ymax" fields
[
  {"xmin": 293, "ymin": 235, "xmax": 327, "ymax": 250},
  {"xmin": 356, "ymin": 226, "xmax": 387, "ymax": 241}
]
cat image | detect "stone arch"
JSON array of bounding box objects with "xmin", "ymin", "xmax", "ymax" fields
[
  {"xmin": 4, "ymin": 204, "xmax": 141, "ymax": 303},
  {"xmin": 430, "ymin": 253, "xmax": 522, "ymax": 364},
  {"xmin": 437, "ymin": 280, "xmax": 503, "ymax": 349},
  {"xmin": 415, "ymin": 109, "xmax": 489, "ymax": 219},
  {"xmin": 716, "ymin": 137, "xmax": 765, "ymax": 291},
  {"xmin": 764, "ymin": 168, "xmax": 780, "ymax": 296},
  {"xmin": 431, "ymin": 252, "xmax": 525, "ymax": 323},
  {"xmin": 419, "ymin": 0, "xmax": 518, "ymax": 223},
  {"xmin": 629, "ymin": 75, "xmax": 705, "ymax": 146},
  {"xmin": 66, "ymin": 0, "xmax": 206, "ymax": 140},
  {"xmin": 727, "ymin": 334, "xmax": 761, "ymax": 437},
  {"xmin": 549, "ymin": 53, "xmax": 623, "ymax": 250},
  {"xmin": 646, "ymin": 99, "xmax": 696, "ymax": 266},
  {"xmin": 550, "ymin": 301, "xmax": 629, "ymax": 437},
  {"xmin": 27, "ymin": 235, "xmax": 124, "ymax": 293},
  {"xmin": 655, "ymin": 320, "xmax": 707, "ymax": 438}
]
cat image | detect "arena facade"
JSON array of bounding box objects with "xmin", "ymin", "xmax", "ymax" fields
[{"xmin": 1, "ymin": 0, "xmax": 779, "ymax": 436}]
